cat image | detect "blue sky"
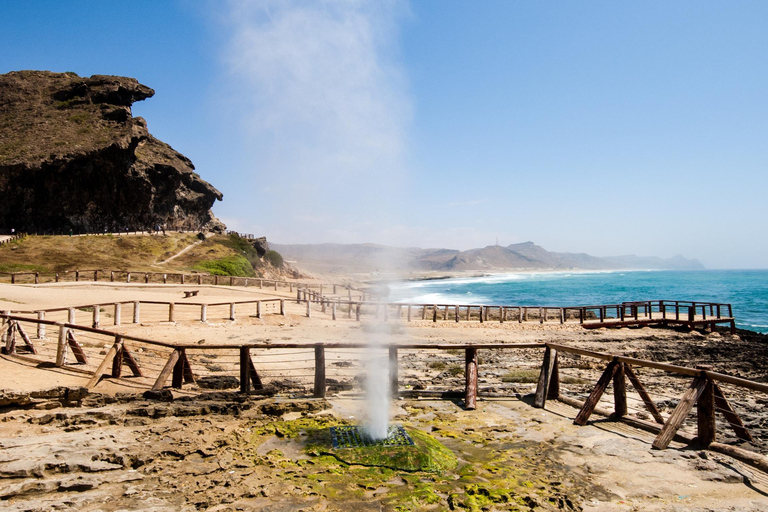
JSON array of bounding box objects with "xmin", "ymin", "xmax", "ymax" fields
[{"xmin": 2, "ymin": 1, "xmax": 767, "ymax": 268}]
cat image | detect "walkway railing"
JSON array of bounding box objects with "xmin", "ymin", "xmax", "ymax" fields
[{"xmin": 1, "ymin": 312, "xmax": 765, "ymax": 472}]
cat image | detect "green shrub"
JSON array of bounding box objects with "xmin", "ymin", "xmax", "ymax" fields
[
  {"xmin": 193, "ymin": 255, "xmax": 254, "ymax": 277},
  {"xmin": 264, "ymin": 250, "xmax": 284, "ymax": 268}
]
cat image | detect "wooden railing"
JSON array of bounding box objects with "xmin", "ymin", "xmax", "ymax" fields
[{"xmin": 1, "ymin": 312, "xmax": 765, "ymax": 471}]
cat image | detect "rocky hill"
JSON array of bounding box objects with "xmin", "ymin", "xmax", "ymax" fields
[
  {"xmin": 272, "ymin": 241, "xmax": 705, "ymax": 274},
  {"xmin": 0, "ymin": 70, "xmax": 224, "ymax": 233}
]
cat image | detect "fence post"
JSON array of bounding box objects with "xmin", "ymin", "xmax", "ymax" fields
[
  {"xmin": 479, "ymin": 306, "xmax": 484, "ymax": 323},
  {"xmin": 230, "ymin": 303, "xmax": 236, "ymax": 321},
  {"xmin": 455, "ymin": 305, "xmax": 460, "ymax": 323},
  {"xmin": 306, "ymin": 299, "xmax": 311, "ymax": 318},
  {"xmin": 280, "ymin": 299, "xmax": 285, "ymax": 316},
  {"xmin": 133, "ymin": 301, "xmax": 140, "ymax": 323},
  {"xmin": 389, "ymin": 347, "xmax": 398, "ymax": 397},
  {"xmin": 126, "ymin": 272, "xmax": 131, "ymax": 283},
  {"xmin": 198, "ymin": 275, "xmax": 203, "ymax": 285},
  {"xmin": 94, "ymin": 270, "xmax": 98, "ymax": 282},
  {"xmin": 169, "ymin": 302, "xmax": 175, "ymax": 322},
  {"xmin": 56, "ymin": 323, "xmax": 68, "ymax": 366},
  {"xmin": 534, "ymin": 346, "xmax": 558, "ymax": 408},
  {"xmin": 181, "ymin": 274, "xmax": 185, "ymax": 285},
  {"xmin": 68, "ymin": 308, "xmax": 75, "ymax": 325},
  {"xmin": 433, "ymin": 305, "xmax": 438, "ymax": 323},
  {"xmin": 75, "ymin": 271, "xmax": 80, "ymax": 282},
  {"xmin": 201, "ymin": 304, "xmax": 207, "ymax": 322},
  {"xmin": 332, "ymin": 302, "xmax": 337, "ymax": 320},
  {"xmin": 34, "ymin": 273, "xmax": 39, "ymax": 284},
  {"xmin": 240, "ymin": 347, "xmax": 251, "ymax": 394},
  {"xmin": 37, "ymin": 311, "xmax": 46, "ymax": 339},
  {"xmin": 255, "ymin": 301, "xmax": 261, "ymax": 319},
  {"xmin": 114, "ymin": 303, "xmax": 121, "ymax": 325},
  {"xmin": 407, "ymin": 305, "xmax": 412, "ymax": 322},
  {"xmin": 297, "ymin": 289, "xmax": 302, "ymax": 303},
  {"xmin": 697, "ymin": 365, "xmax": 716, "ymax": 447},
  {"xmin": 313, "ymin": 345, "xmax": 326, "ymax": 398},
  {"xmin": 612, "ymin": 361, "xmax": 627, "ymax": 418},
  {"xmin": 92, "ymin": 305, "xmax": 100, "ymax": 328},
  {"xmin": 356, "ymin": 303, "xmax": 361, "ymax": 321},
  {"xmin": 465, "ymin": 347, "xmax": 478, "ymax": 410}
]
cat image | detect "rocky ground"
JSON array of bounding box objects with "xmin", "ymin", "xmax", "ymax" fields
[
  {"xmin": 1, "ymin": 283, "xmax": 768, "ymax": 511},
  {"xmin": 1, "ymin": 389, "xmax": 766, "ymax": 512}
]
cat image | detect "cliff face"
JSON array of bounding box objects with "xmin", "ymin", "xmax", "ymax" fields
[{"xmin": 0, "ymin": 70, "xmax": 224, "ymax": 233}]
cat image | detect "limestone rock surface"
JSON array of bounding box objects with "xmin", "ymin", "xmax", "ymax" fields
[{"xmin": 0, "ymin": 70, "xmax": 224, "ymax": 233}]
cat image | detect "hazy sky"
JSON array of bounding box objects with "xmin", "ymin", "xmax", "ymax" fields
[{"xmin": 2, "ymin": 1, "xmax": 767, "ymax": 268}]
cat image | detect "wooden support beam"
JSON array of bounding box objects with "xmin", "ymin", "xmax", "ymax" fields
[
  {"xmin": 389, "ymin": 347, "xmax": 399, "ymax": 397},
  {"xmin": 66, "ymin": 330, "xmax": 87, "ymax": 363},
  {"xmin": 574, "ymin": 360, "xmax": 619, "ymax": 425},
  {"xmin": 171, "ymin": 348, "xmax": 194, "ymax": 388},
  {"xmin": 240, "ymin": 346, "xmax": 251, "ymax": 394},
  {"xmin": 15, "ymin": 321, "xmax": 36, "ymax": 354},
  {"xmin": 534, "ymin": 346, "xmax": 557, "ymax": 408},
  {"xmin": 612, "ymin": 362, "xmax": 627, "ymax": 418},
  {"xmin": 314, "ymin": 345, "xmax": 326, "ymax": 398},
  {"xmin": 465, "ymin": 347, "xmax": 478, "ymax": 410},
  {"xmin": 697, "ymin": 375, "xmax": 716, "ymax": 447},
  {"xmin": 624, "ymin": 364, "xmax": 665, "ymax": 424},
  {"xmin": 87, "ymin": 338, "xmax": 122, "ymax": 389},
  {"xmin": 152, "ymin": 350, "xmax": 180, "ymax": 391},
  {"xmin": 712, "ymin": 382, "xmax": 752, "ymax": 441},
  {"xmin": 652, "ymin": 376, "xmax": 708, "ymax": 450},
  {"xmin": 121, "ymin": 344, "xmax": 143, "ymax": 377}
]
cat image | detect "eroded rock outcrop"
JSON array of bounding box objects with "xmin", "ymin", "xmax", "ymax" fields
[{"xmin": 0, "ymin": 70, "xmax": 224, "ymax": 233}]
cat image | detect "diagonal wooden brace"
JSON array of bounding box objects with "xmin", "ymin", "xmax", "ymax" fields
[
  {"xmin": 534, "ymin": 347, "xmax": 558, "ymax": 408},
  {"xmin": 713, "ymin": 382, "xmax": 753, "ymax": 442},
  {"xmin": 624, "ymin": 364, "xmax": 665, "ymax": 424},
  {"xmin": 652, "ymin": 376, "xmax": 708, "ymax": 450},
  {"xmin": 152, "ymin": 350, "xmax": 180, "ymax": 391},
  {"xmin": 574, "ymin": 359, "xmax": 619, "ymax": 425},
  {"xmin": 66, "ymin": 330, "xmax": 87, "ymax": 364}
]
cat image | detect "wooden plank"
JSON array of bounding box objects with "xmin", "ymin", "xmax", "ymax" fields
[
  {"xmin": 624, "ymin": 364, "xmax": 665, "ymax": 424},
  {"xmin": 574, "ymin": 360, "xmax": 619, "ymax": 425},
  {"xmin": 465, "ymin": 348, "xmax": 478, "ymax": 410},
  {"xmin": 534, "ymin": 346, "xmax": 556, "ymax": 408},
  {"xmin": 713, "ymin": 382, "xmax": 753, "ymax": 441},
  {"xmin": 152, "ymin": 350, "xmax": 180, "ymax": 391},
  {"xmin": 652, "ymin": 376, "xmax": 708, "ymax": 450}
]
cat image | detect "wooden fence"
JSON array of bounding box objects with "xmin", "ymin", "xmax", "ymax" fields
[{"xmin": 1, "ymin": 312, "xmax": 765, "ymax": 472}]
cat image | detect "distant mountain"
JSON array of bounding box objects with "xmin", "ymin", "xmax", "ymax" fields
[{"xmin": 271, "ymin": 241, "xmax": 705, "ymax": 274}]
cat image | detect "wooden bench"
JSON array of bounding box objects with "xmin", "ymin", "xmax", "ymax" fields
[{"xmin": 183, "ymin": 290, "xmax": 199, "ymax": 298}]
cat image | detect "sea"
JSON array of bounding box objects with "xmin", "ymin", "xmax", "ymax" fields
[{"xmin": 387, "ymin": 269, "xmax": 768, "ymax": 334}]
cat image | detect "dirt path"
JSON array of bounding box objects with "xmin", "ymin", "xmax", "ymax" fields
[{"xmin": 156, "ymin": 239, "xmax": 203, "ymax": 265}]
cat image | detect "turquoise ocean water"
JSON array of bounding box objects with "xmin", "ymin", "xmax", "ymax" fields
[{"xmin": 388, "ymin": 270, "xmax": 768, "ymax": 334}]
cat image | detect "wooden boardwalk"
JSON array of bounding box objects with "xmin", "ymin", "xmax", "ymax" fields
[{"xmin": 578, "ymin": 300, "xmax": 735, "ymax": 333}]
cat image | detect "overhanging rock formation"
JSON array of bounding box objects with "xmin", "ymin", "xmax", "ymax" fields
[{"xmin": 0, "ymin": 70, "xmax": 225, "ymax": 233}]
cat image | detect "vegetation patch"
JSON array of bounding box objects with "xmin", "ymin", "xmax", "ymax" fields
[{"xmin": 193, "ymin": 255, "xmax": 254, "ymax": 277}]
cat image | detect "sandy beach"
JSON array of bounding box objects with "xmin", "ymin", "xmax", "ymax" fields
[{"xmin": 1, "ymin": 280, "xmax": 767, "ymax": 511}]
